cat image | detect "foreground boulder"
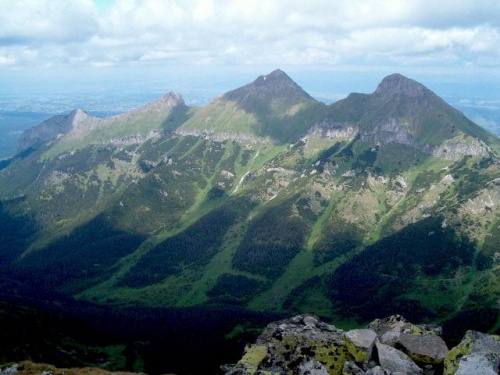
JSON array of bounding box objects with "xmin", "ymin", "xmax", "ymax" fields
[
  {"xmin": 224, "ymin": 314, "xmax": 499, "ymax": 375},
  {"xmin": 376, "ymin": 342, "xmax": 422, "ymax": 375},
  {"xmin": 223, "ymin": 314, "xmax": 350, "ymax": 374},
  {"xmin": 345, "ymin": 329, "xmax": 378, "ymax": 364},
  {"xmin": 397, "ymin": 333, "xmax": 449, "ymax": 364},
  {"xmin": 444, "ymin": 330, "xmax": 500, "ymax": 375}
]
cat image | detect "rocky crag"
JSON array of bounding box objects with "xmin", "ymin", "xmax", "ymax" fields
[{"xmin": 224, "ymin": 314, "xmax": 500, "ymax": 375}]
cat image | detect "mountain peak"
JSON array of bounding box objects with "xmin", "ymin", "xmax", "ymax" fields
[
  {"xmin": 375, "ymin": 73, "xmax": 428, "ymax": 97},
  {"xmin": 159, "ymin": 92, "xmax": 185, "ymax": 106},
  {"xmin": 136, "ymin": 92, "xmax": 185, "ymax": 114},
  {"xmin": 224, "ymin": 69, "xmax": 314, "ymax": 102},
  {"xmin": 68, "ymin": 108, "xmax": 89, "ymax": 125}
]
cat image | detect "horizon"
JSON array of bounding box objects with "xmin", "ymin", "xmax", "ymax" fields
[{"xmin": 0, "ymin": 1, "xmax": 499, "ymax": 156}]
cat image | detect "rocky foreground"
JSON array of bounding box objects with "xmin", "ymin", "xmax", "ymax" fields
[
  {"xmin": 0, "ymin": 362, "xmax": 148, "ymax": 375},
  {"xmin": 223, "ymin": 314, "xmax": 500, "ymax": 375}
]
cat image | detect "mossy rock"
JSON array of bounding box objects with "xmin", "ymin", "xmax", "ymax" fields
[{"xmin": 444, "ymin": 330, "xmax": 500, "ymax": 375}]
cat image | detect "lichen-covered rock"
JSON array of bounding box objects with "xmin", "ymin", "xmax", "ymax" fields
[
  {"xmin": 225, "ymin": 314, "xmax": 350, "ymax": 375},
  {"xmin": 376, "ymin": 342, "xmax": 423, "ymax": 375},
  {"xmin": 345, "ymin": 329, "xmax": 378, "ymax": 364},
  {"xmin": 299, "ymin": 360, "xmax": 330, "ymax": 375},
  {"xmin": 454, "ymin": 352, "xmax": 500, "ymax": 375},
  {"xmin": 444, "ymin": 330, "xmax": 500, "ymax": 375},
  {"xmin": 367, "ymin": 316, "xmax": 442, "ymax": 347},
  {"xmin": 396, "ymin": 333, "xmax": 449, "ymax": 364},
  {"xmin": 225, "ymin": 314, "xmax": 498, "ymax": 375}
]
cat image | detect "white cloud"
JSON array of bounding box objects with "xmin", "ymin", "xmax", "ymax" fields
[
  {"xmin": 0, "ymin": 0, "xmax": 498, "ymax": 69},
  {"xmin": 0, "ymin": 54, "xmax": 15, "ymax": 65},
  {"xmin": 0, "ymin": 0, "xmax": 98, "ymax": 44}
]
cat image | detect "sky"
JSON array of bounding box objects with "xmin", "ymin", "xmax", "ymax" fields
[
  {"xmin": 0, "ymin": 0, "xmax": 499, "ymax": 110},
  {"xmin": 0, "ymin": 0, "xmax": 499, "ymax": 72}
]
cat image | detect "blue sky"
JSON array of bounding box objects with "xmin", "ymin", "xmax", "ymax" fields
[{"xmin": 94, "ymin": 0, "xmax": 115, "ymax": 13}]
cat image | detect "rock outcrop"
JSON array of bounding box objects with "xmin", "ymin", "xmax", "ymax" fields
[
  {"xmin": 17, "ymin": 109, "xmax": 88, "ymax": 153},
  {"xmin": 224, "ymin": 314, "xmax": 499, "ymax": 375}
]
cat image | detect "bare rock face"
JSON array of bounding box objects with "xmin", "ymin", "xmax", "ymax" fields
[
  {"xmin": 360, "ymin": 118, "xmax": 418, "ymax": 148},
  {"xmin": 17, "ymin": 109, "xmax": 89, "ymax": 153},
  {"xmin": 303, "ymin": 120, "xmax": 358, "ymax": 141}
]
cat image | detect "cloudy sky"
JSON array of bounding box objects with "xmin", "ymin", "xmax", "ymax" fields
[
  {"xmin": 0, "ymin": 0, "xmax": 499, "ymax": 70},
  {"xmin": 0, "ymin": 0, "xmax": 499, "ymax": 111}
]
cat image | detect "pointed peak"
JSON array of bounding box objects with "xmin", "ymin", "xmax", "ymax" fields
[
  {"xmin": 69, "ymin": 108, "xmax": 86, "ymax": 116},
  {"xmin": 159, "ymin": 92, "xmax": 185, "ymax": 106},
  {"xmin": 224, "ymin": 69, "xmax": 314, "ymax": 102},
  {"xmin": 68, "ymin": 108, "xmax": 89, "ymax": 125},
  {"xmin": 375, "ymin": 73, "xmax": 428, "ymax": 97},
  {"xmin": 265, "ymin": 69, "xmax": 288, "ymax": 78},
  {"xmin": 138, "ymin": 92, "xmax": 185, "ymax": 113},
  {"xmin": 254, "ymin": 69, "xmax": 294, "ymax": 86}
]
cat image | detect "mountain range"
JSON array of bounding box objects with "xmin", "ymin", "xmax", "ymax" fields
[{"xmin": 0, "ymin": 69, "xmax": 499, "ymax": 338}]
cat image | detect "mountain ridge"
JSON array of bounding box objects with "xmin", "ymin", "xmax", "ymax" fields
[
  {"xmin": 18, "ymin": 92, "xmax": 187, "ymax": 155},
  {"xmin": 0, "ymin": 70, "xmax": 499, "ymax": 350}
]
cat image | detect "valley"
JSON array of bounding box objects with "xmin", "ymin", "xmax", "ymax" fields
[{"xmin": 0, "ymin": 70, "xmax": 499, "ymax": 374}]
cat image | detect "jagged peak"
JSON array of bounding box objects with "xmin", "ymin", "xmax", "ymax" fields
[{"xmin": 375, "ymin": 73, "xmax": 428, "ymax": 97}]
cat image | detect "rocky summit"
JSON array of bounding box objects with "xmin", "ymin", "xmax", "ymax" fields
[{"xmin": 224, "ymin": 314, "xmax": 500, "ymax": 375}]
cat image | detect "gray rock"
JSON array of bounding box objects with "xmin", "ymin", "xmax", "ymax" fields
[
  {"xmin": 397, "ymin": 333, "xmax": 449, "ymax": 364},
  {"xmin": 345, "ymin": 329, "xmax": 378, "ymax": 363},
  {"xmin": 376, "ymin": 342, "xmax": 423, "ymax": 375},
  {"xmin": 343, "ymin": 360, "xmax": 366, "ymax": 375},
  {"xmin": 299, "ymin": 360, "xmax": 329, "ymax": 375},
  {"xmin": 445, "ymin": 330, "xmax": 500, "ymax": 374},
  {"xmin": 463, "ymin": 330, "xmax": 500, "ymax": 354},
  {"xmin": 455, "ymin": 352, "xmax": 500, "ymax": 375},
  {"xmin": 0, "ymin": 365, "xmax": 19, "ymax": 374},
  {"xmin": 228, "ymin": 314, "xmax": 350, "ymax": 375},
  {"xmin": 366, "ymin": 367, "xmax": 389, "ymax": 375},
  {"xmin": 368, "ymin": 316, "xmax": 442, "ymax": 347}
]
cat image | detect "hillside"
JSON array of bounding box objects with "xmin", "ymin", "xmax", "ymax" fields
[{"xmin": 0, "ymin": 69, "xmax": 499, "ymax": 355}]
